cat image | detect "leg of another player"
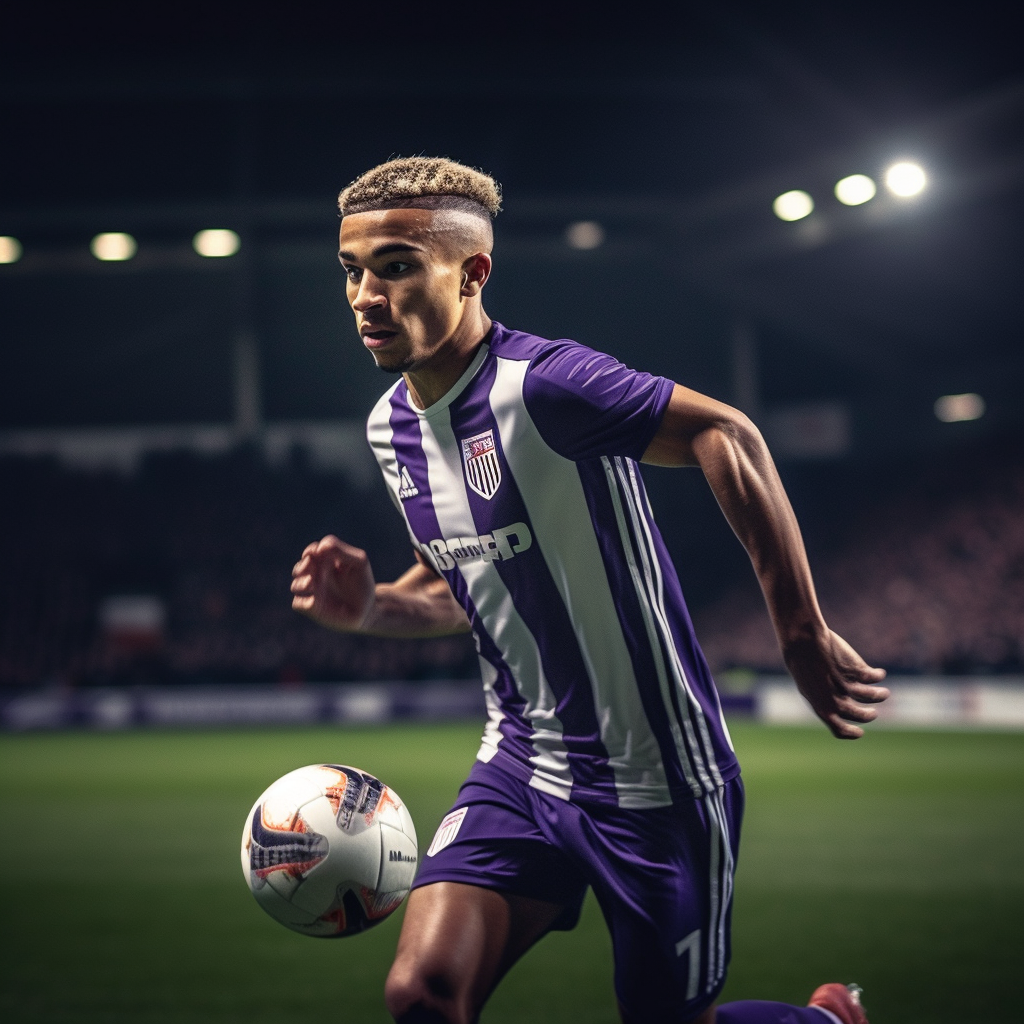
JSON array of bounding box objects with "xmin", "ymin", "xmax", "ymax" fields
[
  {"xmin": 715, "ymin": 1005, "xmax": 835, "ymax": 1023},
  {"xmin": 679, "ymin": 1005, "xmax": 716, "ymax": 1024},
  {"xmin": 384, "ymin": 881, "xmax": 565, "ymax": 1024},
  {"xmin": 715, "ymin": 986, "xmax": 869, "ymax": 1024}
]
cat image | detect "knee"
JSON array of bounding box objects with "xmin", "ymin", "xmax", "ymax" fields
[
  {"xmin": 383, "ymin": 963, "xmax": 426, "ymax": 1021},
  {"xmin": 384, "ymin": 961, "xmax": 468, "ymax": 1024}
]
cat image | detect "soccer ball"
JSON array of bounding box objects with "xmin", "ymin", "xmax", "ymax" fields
[{"xmin": 240, "ymin": 764, "xmax": 418, "ymax": 937}]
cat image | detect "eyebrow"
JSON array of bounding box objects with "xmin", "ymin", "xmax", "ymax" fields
[{"xmin": 337, "ymin": 242, "xmax": 424, "ymax": 262}]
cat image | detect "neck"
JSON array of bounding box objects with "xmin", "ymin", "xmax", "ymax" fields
[{"xmin": 404, "ymin": 309, "xmax": 492, "ymax": 410}]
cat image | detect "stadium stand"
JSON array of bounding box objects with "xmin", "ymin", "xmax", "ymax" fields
[
  {"xmin": 697, "ymin": 436, "xmax": 1024, "ymax": 675},
  {"xmin": 2, "ymin": 434, "xmax": 1021, "ymax": 690},
  {"xmin": 0, "ymin": 449, "xmax": 477, "ymax": 689}
]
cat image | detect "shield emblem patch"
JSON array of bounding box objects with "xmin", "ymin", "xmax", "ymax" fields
[
  {"xmin": 426, "ymin": 806, "xmax": 468, "ymax": 857},
  {"xmin": 461, "ymin": 430, "xmax": 501, "ymax": 500}
]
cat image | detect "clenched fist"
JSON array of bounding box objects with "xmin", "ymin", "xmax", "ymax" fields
[{"xmin": 291, "ymin": 535, "xmax": 376, "ymax": 632}]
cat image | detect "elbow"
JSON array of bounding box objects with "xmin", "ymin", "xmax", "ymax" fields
[
  {"xmin": 692, "ymin": 407, "xmax": 774, "ymax": 485},
  {"xmin": 645, "ymin": 385, "xmax": 769, "ymax": 468},
  {"xmin": 721, "ymin": 406, "xmax": 763, "ymax": 445},
  {"xmin": 702, "ymin": 406, "xmax": 766, "ymax": 457}
]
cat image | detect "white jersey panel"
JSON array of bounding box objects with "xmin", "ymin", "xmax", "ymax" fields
[
  {"xmin": 417, "ymin": 402, "xmax": 574, "ymax": 800},
  {"xmin": 489, "ymin": 355, "xmax": 672, "ymax": 808},
  {"xmin": 476, "ymin": 656, "xmax": 504, "ymax": 764},
  {"xmin": 367, "ymin": 382, "xmax": 403, "ymax": 502}
]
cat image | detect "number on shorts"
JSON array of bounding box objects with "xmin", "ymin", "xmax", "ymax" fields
[{"xmin": 675, "ymin": 928, "xmax": 701, "ymax": 1001}]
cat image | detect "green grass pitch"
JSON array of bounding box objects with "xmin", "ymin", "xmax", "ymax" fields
[{"xmin": 2, "ymin": 721, "xmax": 1022, "ymax": 1023}]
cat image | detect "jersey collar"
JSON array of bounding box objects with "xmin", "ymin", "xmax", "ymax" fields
[{"xmin": 406, "ymin": 325, "xmax": 499, "ymax": 418}]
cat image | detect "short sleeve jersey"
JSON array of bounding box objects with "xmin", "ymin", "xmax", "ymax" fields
[{"xmin": 367, "ymin": 322, "xmax": 739, "ymax": 808}]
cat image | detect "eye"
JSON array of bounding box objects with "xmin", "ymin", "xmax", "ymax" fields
[
  {"xmin": 343, "ymin": 265, "xmax": 362, "ymax": 283},
  {"xmin": 384, "ymin": 261, "xmax": 412, "ymax": 275}
]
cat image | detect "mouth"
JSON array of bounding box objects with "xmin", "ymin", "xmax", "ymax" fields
[{"xmin": 360, "ymin": 327, "xmax": 398, "ymax": 350}]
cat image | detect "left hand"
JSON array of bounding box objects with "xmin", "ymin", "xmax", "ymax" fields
[{"xmin": 782, "ymin": 629, "xmax": 889, "ymax": 739}]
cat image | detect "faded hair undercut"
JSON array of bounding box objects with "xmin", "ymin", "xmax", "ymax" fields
[{"xmin": 337, "ymin": 157, "xmax": 502, "ymax": 219}]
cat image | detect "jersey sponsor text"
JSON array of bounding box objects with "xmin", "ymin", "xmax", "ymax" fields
[{"xmin": 426, "ymin": 521, "xmax": 532, "ymax": 570}]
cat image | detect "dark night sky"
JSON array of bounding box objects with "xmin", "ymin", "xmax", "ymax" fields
[{"xmin": 1, "ymin": 1, "xmax": 1021, "ymax": 455}]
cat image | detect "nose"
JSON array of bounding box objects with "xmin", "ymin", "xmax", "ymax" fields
[{"xmin": 351, "ymin": 272, "xmax": 386, "ymax": 313}]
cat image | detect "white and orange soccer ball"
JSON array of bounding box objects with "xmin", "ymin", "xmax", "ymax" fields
[{"xmin": 240, "ymin": 764, "xmax": 418, "ymax": 937}]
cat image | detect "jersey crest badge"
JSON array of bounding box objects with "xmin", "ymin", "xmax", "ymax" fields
[
  {"xmin": 461, "ymin": 430, "xmax": 501, "ymax": 500},
  {"xmin": 426, "ymin": 807, "xmax": 468, "ymax": 857},
  {"xmin": 397, "ymin": 464, "xmax": 419, "ymax": 500}
]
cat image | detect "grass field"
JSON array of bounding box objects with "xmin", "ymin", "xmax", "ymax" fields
[{"xmin": 1, "ymin": 721, "xmax": 1021, "ymax": 1023}]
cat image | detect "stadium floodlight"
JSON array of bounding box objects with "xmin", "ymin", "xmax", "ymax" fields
[
  {"xmin": 885, "ymin": 162, "xmax": 927, "ymax": 197},
  {"xmin": 0, "ymin": 235, "xmax": 22, "ymax": 264},
  {"xmin": 91, "ymin": 232, "xmax": 137, "ymax": 261},
  {"xmin": 834, "ymin": 174, "xmax": 877, "ymax": 206},
  {"xmin": 566, "ymin": 221, "xmax": 605, "ymax": 250},
  {"xmin": 772, "ymin": 190, "xmax": 814, "ymax": 222},
  {"xmin": 935, "ymin": 393, "xmax": 985, "ymax": 422},
  {"xmin": 193, "ymin": 228, "xmax": 241, "ymax": 258}
]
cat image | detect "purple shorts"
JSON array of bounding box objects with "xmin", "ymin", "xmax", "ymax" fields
[{"xmin": 414, "ymin": 758, "xmax": 744, "ymax": 1022}]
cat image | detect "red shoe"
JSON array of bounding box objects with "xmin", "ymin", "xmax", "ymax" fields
[{"xmin": 807, "ymin": 983, "xmax": 868, "ymax": 1024}]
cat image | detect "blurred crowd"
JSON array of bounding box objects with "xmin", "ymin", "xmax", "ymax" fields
[
  {"xmin": 697, "ymin": 440, "xmax": 1024, "ymax": 675},
  {"xmin": 0, "ymin": 449, "xmax": 476, "ymax": 689},
  {"xmin": 2, "ymin": 436, "xmax": 1021, "ymax": 690}
]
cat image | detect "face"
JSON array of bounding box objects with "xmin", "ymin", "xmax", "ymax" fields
[{"xmin": 338, "ymin": 208, "xmax": 478, "ymax": 375}]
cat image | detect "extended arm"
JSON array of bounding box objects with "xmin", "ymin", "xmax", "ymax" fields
[
  {"xmin": 291, "ymin": 536, "xmax": 471, "ymax": 638},
  {"xmin": 643, "ymin": 384, "xmax": 888, "ymax": 738}
]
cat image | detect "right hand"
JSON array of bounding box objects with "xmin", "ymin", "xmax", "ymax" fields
[{"xmin": 291, "ymin": 535, "xmax": 376, "ymax": 632}]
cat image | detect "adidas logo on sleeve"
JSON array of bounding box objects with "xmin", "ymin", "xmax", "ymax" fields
[{"xmin": 397, "ymin": 464, "xmax": 419, "ymax": 500}]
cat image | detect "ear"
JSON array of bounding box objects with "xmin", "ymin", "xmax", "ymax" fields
[{"xmin": 459, "ymin": 252, "xmax": 492, "ymax": 297}]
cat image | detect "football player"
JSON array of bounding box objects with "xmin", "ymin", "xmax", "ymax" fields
[{"xmin": 291, "ymin": 157, "xmax": 888, "ymax": 1024}]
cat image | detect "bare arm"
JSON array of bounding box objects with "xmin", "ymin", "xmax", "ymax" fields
[
  {"xmin": 643, "ymin": 384, "xmax": 889, "ymax": 738},
  {"xmin": 290, "ymin": 535, "xmax": 471, "ymax": 638}
]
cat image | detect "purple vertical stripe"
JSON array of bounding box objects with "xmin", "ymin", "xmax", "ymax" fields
[
  {"xmin": 574, "ymin": 459, "xmax": 705, "ymax": 799},
  {"xmin": 645, "ymin": 503, "xmax": 733, "ymax": 752},
  {"xmin": 609, "ymin": 457, "xmax": 718, "ymax": 788},
  {"xmin": 611, "ymin": 457, "xmax": 735, "ymax": 788}
]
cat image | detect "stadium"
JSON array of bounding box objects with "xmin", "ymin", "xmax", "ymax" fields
[{"xmin": 1, "ymin": 4, "xmax": 1021, "ymax": 1023}]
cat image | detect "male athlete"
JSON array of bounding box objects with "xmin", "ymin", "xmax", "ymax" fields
[{"xmin": 290, "ymin": 157, "xmax": 889, "ymax": 1024}]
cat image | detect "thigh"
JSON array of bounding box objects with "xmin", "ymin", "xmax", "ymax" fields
[
  {"xmin": 577, "ymin": 778, "xmax": 744, "ymax": 1023},
  {"xmin": 385, "ymin": 763, "xmax": 589, "ymax": 1022},
  {"xmin": 414, "ymin": 760, "xmax": 588, "ymax": 927}
]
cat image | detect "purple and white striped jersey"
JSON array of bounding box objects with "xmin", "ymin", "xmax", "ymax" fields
[{"xmin": 367, "ymin": 322, "xmax": 739, "ymax": 808}]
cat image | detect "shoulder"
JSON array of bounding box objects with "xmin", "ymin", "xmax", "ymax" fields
[
  {"xmin": 489, "ymin": 321, "xmax": 572, "ymax": 363},
  {"xmin": 487, "ymin": 323, "xmax": 615, "ymax": 416},
  {"xmin": 489, "ymin": 321, "xmax": 608, "ymax": 385},
  {"xmin": 490, "ymin": 320, "xmax": 670, "ymax": 413},
  {"xmin": 488, "ymin": 323, "xmax": 674, "ymax": 462}
]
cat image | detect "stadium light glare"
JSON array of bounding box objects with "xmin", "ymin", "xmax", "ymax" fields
[
  {"xmin": 834, "ymin": 174, "xmax": 877, "ymax": 206},
  {"xmin": 566, "ymin": 221, "xmax": 605, "ymax": 250},
  {"xmin": 91, "ymin": 232, "xmax": 137, "ymax": 261},
  {"xmin": 0, "ymin": 235, "xmax": 22, "ymax": 264},
  {"xmin": 194, "ymin": 228, "xmax": 241, "ymax": 258},
  {"xmin": 885, "ymin": 162, "xmax": 927, "ymax": 197},
  {"xmin": 772, "ymin": 190, "xmax": 814, "ymax": 222},
  {"xmin": 935, "ymin": 393, "xmax": 985, "ymax": 422}
]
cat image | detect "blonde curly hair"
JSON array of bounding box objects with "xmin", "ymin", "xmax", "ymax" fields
[{"xmin": 338, "ymin": 156, "xmax": 502, "ymax": 218}]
